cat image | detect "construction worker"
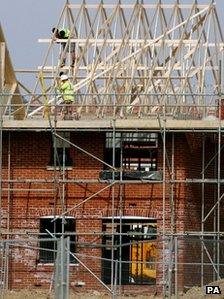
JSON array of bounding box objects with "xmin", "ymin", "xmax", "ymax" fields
[
  {"xmin": 52, "ymin": 27, "xmax": 76, "ymax": 67},
  {"xmin": 58, "ymin": 74, "xmax": 75, "ymax": 120}
]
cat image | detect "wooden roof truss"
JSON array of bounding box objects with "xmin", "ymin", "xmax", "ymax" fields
[
  {"xmin": 0, "ymin": 24, "xmax": 25, "ymax": 120},
  {"xmin": 27, "ymin": 1, "xmax": 224, "ymax": 119}
]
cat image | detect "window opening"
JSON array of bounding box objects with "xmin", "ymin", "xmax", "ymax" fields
[
  {"xmin": 39, "ymin": 217, "xmax": 76, "ymax": 263},
  {"xmin": 102, "ymin": 219, "xmax": 157, "ymax": 285},
  {"xmin": 49, "ymin": 132, "xmax": 73, "ymax": 166},
  {"xmin": 102, "ymin": 132, "xmax": 158, "ymax": 180},
  {"xmin": 105, "ymin": 132, "xmax": 158, "ymax": 171}
]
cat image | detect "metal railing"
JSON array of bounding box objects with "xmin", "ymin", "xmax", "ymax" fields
[
  {"xmin": 0, "ymin": 235, "xmax": 224, "ymax": 298},
  {"xmin": 0, "ymin": 92, "xmax": 223, "ymax": 121}
]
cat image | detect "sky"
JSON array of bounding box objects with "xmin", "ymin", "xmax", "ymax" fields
[
  {"xmin": 0, "ymin": 0, "xmax": 224, "ymax": 89},
  {"xmin": 0, "ymin": 0, "xmax": 65, "ymax": 69}
]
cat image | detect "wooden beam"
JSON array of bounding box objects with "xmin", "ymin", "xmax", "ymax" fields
[
  {"xmin": 38, "ymin": 38, "xmax": 224, "ymax": 48},
  {"xmin": 68, "ymin": 4, "xmax": 209, "ymax": 9},
  {"xmin": 42, "ymin": 75, "xmax": 187, "ymax": 80},
  {"xmin": 0, "ymin": 42, "xmax": 5, "ymax": 91},
  {"xmin": 37, "ymin": 65, "xmax": 220, "ymax": 72},
  {"xmin": 0, "ymin": 25, "xmax": 25, "ymax": 119}
]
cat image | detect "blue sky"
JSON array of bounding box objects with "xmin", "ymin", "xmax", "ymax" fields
[
  {"xmin": 0, "ymin": 0, "xmax": 65, "ymax": 69},
  {"xmin": 0, "ymin": 0, "xmax": 224, "ymax": 88}
]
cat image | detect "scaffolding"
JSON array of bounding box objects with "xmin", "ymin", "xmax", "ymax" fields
[{"xmin": 1, "ymin": 1, "xmax": 224, "ymax": 298}]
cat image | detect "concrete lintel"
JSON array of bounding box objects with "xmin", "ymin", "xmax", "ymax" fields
[{"xmin": 2, "ymin": 118, "xmax": 223, "ymax": 131}]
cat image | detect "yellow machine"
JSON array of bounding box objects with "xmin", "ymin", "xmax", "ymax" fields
[{"xmin": 131, "ymin": 241, "xmax": 156, "ymax": 282}]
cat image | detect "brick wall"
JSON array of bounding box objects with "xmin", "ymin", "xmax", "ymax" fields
[{"xmin": 1, "ymin": 131, "xmax": 223, "ymax": 294}]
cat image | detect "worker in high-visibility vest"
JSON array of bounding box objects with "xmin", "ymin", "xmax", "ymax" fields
[
  {"xmin": 52, "ymin": 27, "xmax": 76, "ymax": 67},
  {"xmin": 58, "ymin": 74, "xmax": 75, "ymax": 120}
]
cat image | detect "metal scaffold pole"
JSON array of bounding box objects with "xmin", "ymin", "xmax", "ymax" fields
[
  {"xmin": 0, "ymin": 41, "xmax": 5, "ymax": 295},
  {"xmin": 0, "ymin": 41, "xmax": 5, "ymax": 238},
  {"xmin": 162, "ymin": 100, "xmax": 167, "ymax": 296},
  {"xmin": 168, "ymin": 132, "xmax": 175, "ymax": 298},
  {"xmin": 201, "ymin": 134, "xmax": 205, "ymax": 287},
  {"xmin": 119, "ymin": 133, "xmax": 123, "ymax": 293},
  {"xmin": 111, "ymin": 118, "xmax": 116, "ymax": 297},
  {"xmin": 216, "ymin": 60, "xmax": 222, "ymax": 278}
]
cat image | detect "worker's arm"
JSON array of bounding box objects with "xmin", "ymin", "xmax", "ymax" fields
[{"xmin": 60, "ymin": 81, "xmax": 69, "ymax": 91}]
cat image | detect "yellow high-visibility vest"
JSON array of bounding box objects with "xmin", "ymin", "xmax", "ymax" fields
[
  {"xmin": 59, "ymin": 81, "xmax": 75, "ymax": 102},
  {"xmin": 60, "ymin": 28, "xmax": 70, "ymax": 38}
]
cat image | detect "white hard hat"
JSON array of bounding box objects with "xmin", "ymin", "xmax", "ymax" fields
[{"xmin": 60, "ymin": 74, "xmax": 68, "ymax": 81}]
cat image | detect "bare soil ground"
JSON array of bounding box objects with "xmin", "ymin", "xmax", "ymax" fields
[
  {"xmin": 179, "ymin": 279, "xmax": 224, "ymax": 299},
  {"xmin": 2, "ymin": 279, "xmax": 224, "ymax": 299},
  {"xmin": 2, "ymin": 290, "xmax": 158, "ymax": 299}
]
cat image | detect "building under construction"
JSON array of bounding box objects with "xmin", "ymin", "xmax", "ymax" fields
[{"xmin": 1, "ymin": 1, "xmax": 224, "ymax": 298}]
